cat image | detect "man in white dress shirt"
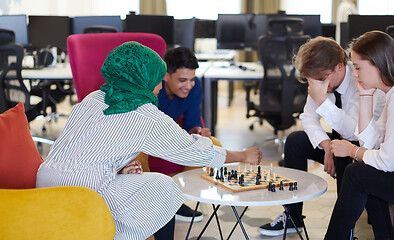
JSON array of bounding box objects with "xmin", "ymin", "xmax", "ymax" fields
[{"xmin": 259, "ymin": 36, "xmax": 388, "ymax": 237}]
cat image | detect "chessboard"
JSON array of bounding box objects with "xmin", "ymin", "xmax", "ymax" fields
[{"xmin": 200, "ymin": 165, "xmax": 298, "ymax": 192}]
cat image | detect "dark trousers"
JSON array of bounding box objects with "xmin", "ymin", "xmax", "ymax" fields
[
  {"xmin": 284, "ymin": 131, "xmax": 393, "ymax": 237},
  {"xmin": 153, "ymin": 216, "xmax": 175, "ymax": 240},
  {"xmin": 325, "ymin": 162, "xmax": 394, "ymax": 240}
]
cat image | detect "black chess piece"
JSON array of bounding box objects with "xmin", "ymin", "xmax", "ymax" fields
[
  {"xmin": 268, "ymin": 181, "xmax": 272, "ymax": 191},
  {"xmin": 289, "ymin": 182, "xmax": 293, "ymax": 191},
  {"xmin": 279, "ymin": 180, "xmax": 284, "ymax": 190},
  {"xmin": 293, "ymin": 182, "xmax": 298, "ymax": 190},
  {"xmin": 216, "ymin": 169, "xmax": 220, "ymax": 180},
  {"xmin": 257, "ymin": 172, "xmax": 261, "ymax": 180},
  {"xmin": 256, "ymin": 177, "xmax": 260, "ymax": 185},
  {"xmin": 234, "ymin": 170, "xmax": 238, "ymax": 180},
  {"xmin": 224, "ymin": 167, "xmax": 227, "ymax": 175},
  {"xmin": 271, "ymin": 184, "xmax": 276, "ymax": 192},
  {"xmin": 209, "ymin": 168, "xmax": 214, "ymax": 177}
]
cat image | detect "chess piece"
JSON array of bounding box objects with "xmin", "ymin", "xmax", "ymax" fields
[
  {"xmin": 271, "ymin": 184, "xmax": 276, "ymax": 192},
  {"xmin": 257, "ymin": 166, "xmax": 261, "ymax": 175},
  {"xmin": 293, "ymin": 182, "xmax": 298, "ymax": 190},
  {"xmin": 256, "ymin": 177, "xmax": 260, "ymax": 185},
  {"xmin": 268, "ymin": 181, "xmax": 272, "ymax": 191},
  {"xmin": 215, "ymin": 169, "xmax": 220, "ymax": 180},
  {"xmin": 273, "ymin": 172, "xmax": 276, "ymax": 181},
  {"xmin": 279, "ymin": 180, "xmax": 284, "ymax": 190},
  {"xmin": 224, "ymin": 167, "xmax": 227, "ymax": 175},
  {"xmin": 209, "ymin": 168, "xmax": 214, "ymax": 177},
  {"xmin": 289, "ymin": 182, "xmax": 293, "ymax": 191}
]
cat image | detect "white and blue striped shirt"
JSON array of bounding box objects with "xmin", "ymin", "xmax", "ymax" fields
[{"xmin": 37, "ymin": 90, "xmax": 226, "ymax": 240}]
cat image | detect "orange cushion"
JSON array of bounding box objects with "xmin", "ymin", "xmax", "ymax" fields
[{"xmin": 0, "ymin": 103, "xmax": 43, "ymax": 189}]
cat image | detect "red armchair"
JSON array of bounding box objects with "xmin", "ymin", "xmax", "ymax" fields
[{"xmin": 67, "ymin": 32, "xmax": 167, "ymax": 102}]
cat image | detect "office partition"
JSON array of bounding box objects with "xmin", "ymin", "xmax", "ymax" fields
[
  {"xmin": 71, "ymin": 16, "xmax": 122, "ymax": 34},
  {"xmin": 0, "ymin": 15, "xmax": 29, "ymax": 46}
]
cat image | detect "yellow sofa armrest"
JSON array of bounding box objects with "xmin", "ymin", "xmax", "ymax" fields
[{"xmin": 0, "ymin": 186, "xmax": 116, "ymax": 240}]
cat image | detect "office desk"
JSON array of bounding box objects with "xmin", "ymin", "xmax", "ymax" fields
[
  {"xmin": 173, "ymin": 163, "xmax": 327, "ymax": 240},
  {"xmin": 202, "ymin": 62, "xmax": 264, "ymax": 135},
  {"xmin": 22, "ymin": 63, "xmax": 73, "ymax": 80}
]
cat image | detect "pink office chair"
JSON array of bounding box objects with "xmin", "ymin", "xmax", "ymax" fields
[{"xmin": 67, "ymin": 32, "xmax": 167, "ymax": 102}]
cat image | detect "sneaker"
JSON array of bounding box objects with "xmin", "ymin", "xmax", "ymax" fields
[
  {"xmin": 175, "ymin": 204, "xmax": 203, "ymax": 222},
  {"xmin": 258, "ymin": 212, "xmax": 303, "ymax": 236}
]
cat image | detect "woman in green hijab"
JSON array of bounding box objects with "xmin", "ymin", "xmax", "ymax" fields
[{"xmin": 37, "ymin": 41, "xmax": 262, "ymax": 240}]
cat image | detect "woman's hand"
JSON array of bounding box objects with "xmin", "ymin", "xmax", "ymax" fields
[
  {"xmin": 189, "ymin": 126, "xmax": 212, "ymax": 138},
  {"xmin": 242, "ymin": 147, "xmax": 262, "ymax": 165},
  {"xmin": 357, "ymin": 80, "xmax": 376, "ymax": 95},
  {"xmin": 119, "ymin": 160, "xmax": 143, "ymax": 174},
  {"xmin": 330, "ymin": 140, "xmax": 354, "ymax": 157}
]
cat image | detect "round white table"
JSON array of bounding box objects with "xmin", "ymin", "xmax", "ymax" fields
[{"xmin": 172, "ymin": 163, "xmax": 328, "ymax": 240}]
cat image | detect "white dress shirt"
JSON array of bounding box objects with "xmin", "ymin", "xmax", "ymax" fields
[
  {"xmin": 357, "ymin": 86, "xmax": 394, "ymax": 172},
  {"xmin": 300, "ymin": 63, "xmax": 385, "ymax": 149}
]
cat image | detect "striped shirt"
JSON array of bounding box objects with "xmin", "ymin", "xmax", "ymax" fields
[{"xmin": 36, "ymin": 90, "xmax": 226, "ymax": 240}]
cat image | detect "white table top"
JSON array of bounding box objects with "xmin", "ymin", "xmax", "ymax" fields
[
  {"xmin": 22, "ymin": 63, "xmax": 73, "ymax": 80},
  {"xmin": 203, "ymin": 62, "xmax": 264, "ymax": 81},
  {"xmin": 172, "ymin": 163, "xmax": 327, "ymax": 207}
]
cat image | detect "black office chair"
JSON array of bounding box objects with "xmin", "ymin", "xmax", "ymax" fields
[
  {"xmin": 245, "ymin": 34, "xmax": 310, "ymax": 157},
  {"xmin": 267, "ymin": 17, "xmax": 304, "ymax": 37},
  {"xmin": 83, "ymin": 25, "xmax": 118, "ymax": 34},
  {"xmin": 0, "ymin": 29, "xmax": 57, "ymax": 147},
  {"xmin": 386, "ymin": 25, "xmax": 394, "ymax": 39}
]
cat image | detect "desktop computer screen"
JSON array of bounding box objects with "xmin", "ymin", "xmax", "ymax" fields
[
  {"xmin": 348, "ymin": 15, "xmax": 394, "ymax": 41},
  {"xmin": 216, "ymin": 14, "xmax": 268, "ymax": 50},
  {"xmin": 71, "ymin": 16, "xmax": 123, "ymax": 34},
  {"xmin": 194, "ymin": 19, "xmax": 216, "ymax": 39},
  {"xmin": 28, "ymin": 16, "xmax": 70, "ymax": 51},
  {"xmin": 0, "ymin": 15, "xmax": 29, "ymax": 46},
  {"xmin": 124, "ymin": 14, "xmax": 174, "ymax": 47},
  {"xmin": 174, "ymin": 19, "xmax": 194, "ymax": 49}
]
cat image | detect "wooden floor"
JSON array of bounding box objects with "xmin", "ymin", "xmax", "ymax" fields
[{"xmin": 30, "ymin": 81, "xmax": 375, "ymax": 240}]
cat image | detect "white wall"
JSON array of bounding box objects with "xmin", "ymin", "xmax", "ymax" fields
[{"xmin": 0, "ymin": 0, "xmax": 138, "ymax": 18}]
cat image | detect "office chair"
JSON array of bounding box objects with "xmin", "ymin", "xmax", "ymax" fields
[
  {"xmin": 267, "ymin": 17, "xmax": 304, "ymax": 37},
  {"xmin": 245, "ymin": 34, "xmax": 309, "ymax": 158},
  {"xmin": 0, "ymin": 29, "xmax": 60, "ymax": 146},
  {"xmin": 67, "ymin": 32, "xmax": 167, "ymax": 102},
  {"xmin": 386, "ymin": 25, "xmax": 394, "ymax": 39},
  {"xmin": 83, "ymin": 25, "xmax": 118, "ymax": 34},
  {"xmin": 67, "ymin": 32, "xmax": 167, "ymax": 171}
]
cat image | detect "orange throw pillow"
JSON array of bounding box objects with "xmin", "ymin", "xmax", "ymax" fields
[{"xmin": 0, "ymin": 103, "xmax": 43, "ymax": 189}]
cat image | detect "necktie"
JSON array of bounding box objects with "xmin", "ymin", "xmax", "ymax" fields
[{"xmin": 332, "ymin": 91, "xmax": 342, "ymax": 139}]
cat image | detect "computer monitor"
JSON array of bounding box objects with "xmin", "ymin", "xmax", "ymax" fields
[
  {"xmin": 216, "ymin": 14, "xmax": 268, "ymax": 50},
  {"xmin": 174, "ymin": 19, "xmax": 194, "ymax": 49},
  {"xmin": 268, "ymin": 14, "xmax": 321, "ymax": 38},
  {"xmin": 194, "ymin": 19, "xmax": 216, "ymax": 38},
  {"xmin": 71, "ymin": 16, "xmax": 122, "ymax": 34},
  {"xmin": 124, "ymin": 14, "xmax": 174, "ymax": 47},
  {"xmin": 0, "ymin": 15, "xmax": 29, "ymax": 47},
  {"xmin": 28, "ymin": 16, "xmax": 70, "ymax": 51},
  {"xmin": 348, "ymin": 15, "xmax": 394, "ymax": 41}
]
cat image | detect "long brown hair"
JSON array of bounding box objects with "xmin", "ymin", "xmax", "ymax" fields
[{"xmin": 351, "ymin": 30, "xmax": 394, "ymax": 87}]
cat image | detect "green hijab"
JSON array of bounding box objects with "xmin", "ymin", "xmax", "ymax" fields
[{"xmin": 100, "ymin": 41, "xmax": 167, "ymax": 115}]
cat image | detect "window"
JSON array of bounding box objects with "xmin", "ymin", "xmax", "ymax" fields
[
  {"xmin": 358, "ymin": 0, "xmax": 394, "ymax": 15},
  {"xmin": 166, "ymin": 0, "xmax": 241, "ymax": 19},
  {"xmin": 280, "ymin": 0, "xmax": 332, "ymax": 23}
]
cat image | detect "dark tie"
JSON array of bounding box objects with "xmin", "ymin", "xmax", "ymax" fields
[{"xmin": 332, "ymin": 91, "xmax": 342, "ymax": 139}]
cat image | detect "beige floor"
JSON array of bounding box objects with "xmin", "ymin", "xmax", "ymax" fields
[{"xmin": 30, "ymin": 82, "xmax": 374, "ymax": 240}]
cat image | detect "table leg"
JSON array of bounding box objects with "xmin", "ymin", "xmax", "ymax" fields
[
  {"xmin": 212, "ymin": 204, "xmax": 224, "ymax": 240},
  {"xmin": 227, "ymin": 206, "xmax": 248, "ymax": 239},
  {"xmin": 282, "ymin": 205, "xmax": 306, "ymax": 240},
  {"xmin": 196, "ymin": 204, "xmax": 222, "ymax": 240},
  {"xmin": 185, "ymin": 201, "xmax": 200, "ymax": 240},
  {"xmin": 228, "ymin": 206, "xmax": 249, "ymax": 240}
]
